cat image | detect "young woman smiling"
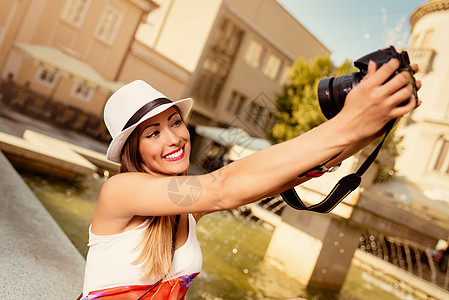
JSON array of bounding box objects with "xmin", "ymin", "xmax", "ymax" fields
[{"xmin": 81, "ymin": 59, "xmax": 421, "ymax": 299}]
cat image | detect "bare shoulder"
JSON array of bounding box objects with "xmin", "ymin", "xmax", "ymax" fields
[
  {"xmin": 98, "ymin": 172, "xmax": 152, "ymax": 207},
  {"xmin": 93, "ymin": 173, "xmax": 153, "ymax": 233},
  {"xmin": 98, "ymin": 172, "xmax": 170, "ymax": 209},
  {"xmin": 100, "ymin": 173, "xmax": 131, "ymax": 197},
  {"xmin": 101, "ymin": 172, "xmax": 152, "ymax": 193}
]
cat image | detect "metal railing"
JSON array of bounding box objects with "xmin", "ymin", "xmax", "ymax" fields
[{"xmin": 0, "ymin": 84, "xmax": 111, "ymax": 143}]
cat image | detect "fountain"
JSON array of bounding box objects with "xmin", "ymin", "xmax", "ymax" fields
[{"xmin": 17, "ymin": 168, "xmax": 435, "ymax": 300}]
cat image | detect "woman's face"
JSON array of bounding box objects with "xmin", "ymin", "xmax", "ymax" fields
[{"xmin": 137, "ymin": 107, "xmax": 190, "ymax": 176}]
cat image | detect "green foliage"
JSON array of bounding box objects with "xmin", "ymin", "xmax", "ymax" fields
[
  {"xmin": 268, "ymin": 54, "xmax": 355, "ymax": 142},
  {"xmin": 268, "ymin": 54, "xmax": 404, "ymax": 182}
]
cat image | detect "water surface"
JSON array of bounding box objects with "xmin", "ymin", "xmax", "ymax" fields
[{"xmin": 20, "ymin": 171, "xmax": 417, "ymax": 300}]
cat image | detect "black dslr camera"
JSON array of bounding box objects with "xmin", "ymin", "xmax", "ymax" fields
[{"xmin": 317, "ymin": 46, "xmax": 418, "ymax": 120}]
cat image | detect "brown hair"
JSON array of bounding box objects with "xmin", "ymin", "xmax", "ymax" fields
[{"xmin": 119, "ymin": 106, "xmax": 183, "ymax": 281}]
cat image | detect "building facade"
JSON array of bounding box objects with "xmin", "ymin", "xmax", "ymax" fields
[
  {"xmin": 123, "ymin": 0, "xmax": 329, "ymax": 137},
  {"xmin": 396, "ymin": 0, "xmax": 449, "ymax": 199},
  {"xmin": 1, "ymin": 0, "xmax": 156, "ymax": 115},
  {"xmin": 0, "ymin": 0, "xmax": 328, "ymax": 146}
]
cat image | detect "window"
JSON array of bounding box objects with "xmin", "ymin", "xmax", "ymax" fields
[
  {"xmin": 245, "ymin": 102, "xmax": 264, "ymax": 126},
  {"xmin": 244, "ymin": 102, "xmax": 278, "ymax": 131},
  {"xmin": 265, "ymin": 111, "xmax": 277, "ymax": 132},
  {"xmin": 203, "ymin": 58, "xmax": 220, "ymax": 74},
  {"xmin": 410, "ymin": 34, "xmax": 420, "ymax": 48},
  {"xmin": 226, "ymin": 91, "xmax": 247, "ymax": 116},
  {"xmin": 35, "ymin": 68, "xmax": 60, "ymax": 88},
  {"xmin": 96, "ymin": 7, "xmax": 122, "ymax": 44},
  {"xmin": 242, "ymin": 92, "xmax": 278, "ymax": 132},
  {"xmin": 421, "ymin": 29, "xmax": 434, "ymax": 47},
  {"xmin": 262, "ymin": 53, "xmax": 282, "ymax": 80},
  {"xmin": 61, "ymin": 0, "xmax": 91, "ymax": 27},
  {"xmin": 72, "ymin": 83, "xmax": 93, "ymax": 102},
  {"xmin": 278, "ymin": 65, "xmax": 290, "ymax": 85},
  {"xmin": 433, "ymin": 139, "xmax": 449, "ymax": 173},
  {"xmin": 191, "ymin": 18, "xmax": 244, "ymax": 107},
  {"xmin": 244, "ymin": 40, "xmax": 265, "ymax": 68}
]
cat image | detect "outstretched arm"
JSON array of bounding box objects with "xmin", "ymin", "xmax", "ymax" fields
[{"xmin": 96, "ymin": 59, "xmax": 418, "ymax": 221}]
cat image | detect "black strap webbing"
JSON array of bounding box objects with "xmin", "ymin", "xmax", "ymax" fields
[{"xmin": 281, "ymin": 120, "xmax": 394, "ymax": 213}]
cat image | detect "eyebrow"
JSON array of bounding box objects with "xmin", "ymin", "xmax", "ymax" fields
[
  {"xmin": 168, "ymin": 112, "xmax": 178, "ymax": 120},
  {"xmin": 142, "ymin": 112, "xmax": 180, "ymax": 131}
]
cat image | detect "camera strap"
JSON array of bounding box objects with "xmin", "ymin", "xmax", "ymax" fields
[{"xmin": 280, "ymin": 120, "xmax": 394, "ymax": 213}]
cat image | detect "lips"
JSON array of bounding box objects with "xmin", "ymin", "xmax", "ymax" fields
[{"xmin": 163, "ymin": 146, "xmax": 185, "ymax": 161}]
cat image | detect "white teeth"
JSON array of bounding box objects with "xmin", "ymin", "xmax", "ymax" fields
[{"xmin": 165, "ymin": 148, "xmax": 183, "ymax": 159}]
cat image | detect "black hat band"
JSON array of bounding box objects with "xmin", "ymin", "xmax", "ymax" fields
[{"xmin": 122, "ymin": 97, "xmax": 173, "ymax": 131}]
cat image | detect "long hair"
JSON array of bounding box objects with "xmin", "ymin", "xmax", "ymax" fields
[{"xmin": 119, "ymin": 107, "xmax": 183, "ymax": 281}]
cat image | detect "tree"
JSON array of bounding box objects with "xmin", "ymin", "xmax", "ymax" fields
[
  {"xmin": 268, "ymin": 54, "xmax": 354, "ymax": 142},
  {"xmin": 268, "ymin": 54, "xmax": 402, "ymax": 182}
]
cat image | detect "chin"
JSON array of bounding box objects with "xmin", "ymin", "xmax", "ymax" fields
[
  {"xmin": 177, "ymin": 163, "xmax": 190, "ymax": 175},
  {"xmin": 167, "ymin": 162, "xmax": 190, "ymax": 176}
]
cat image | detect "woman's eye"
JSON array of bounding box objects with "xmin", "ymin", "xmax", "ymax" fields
[
  {"xmin": 147, "ymin": 130, "xmax": 160, "ymax": 138},
  {"xmin": 172, "ymin": 119, "xmax": 182, "ymax": 127}
]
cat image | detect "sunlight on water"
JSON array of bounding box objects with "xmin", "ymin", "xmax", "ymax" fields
[{"xmin": 19, "ymin": 170, "xmax": 417, "ymax": 300}]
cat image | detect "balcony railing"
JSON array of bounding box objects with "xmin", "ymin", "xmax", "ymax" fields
[
  {"xmin": 406, "ymin": 47, "xmax": 436, "ymax": 74},
  {"xmin": 0, "ymin": 84, "xmax": 111, "ymax": 143}
]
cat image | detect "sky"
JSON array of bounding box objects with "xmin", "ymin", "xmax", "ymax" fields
[{"xmin": 277, "ymin": 0, "xmax": 428, "ymax": 65}]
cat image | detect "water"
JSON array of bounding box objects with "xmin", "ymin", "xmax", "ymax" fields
[{"xmin": 19, "ymin": 170, "xmax": 419, "ymax": 300}]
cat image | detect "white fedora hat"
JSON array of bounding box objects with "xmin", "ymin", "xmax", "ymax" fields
[{"xmin": 104, "ymin": 80, "xmax": 193, "ymax": 163}]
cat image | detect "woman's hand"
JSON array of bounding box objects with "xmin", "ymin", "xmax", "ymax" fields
[{"xmin": 335, "ymin": 59, "xmax": 420, "ymax": 142}]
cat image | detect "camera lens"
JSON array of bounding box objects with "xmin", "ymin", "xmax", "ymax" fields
[
  {"xmin": 317, "ymin": 72, "xmax": 364, "ymax": 119},
  {"xmin": 317, "ymin": 77, "xmax": 337, "ymax": 120}
]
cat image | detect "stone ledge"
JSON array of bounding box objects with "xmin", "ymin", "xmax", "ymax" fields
[{"xmin": 0, "ymin": 151, "xmax": 85, "ymax": 299}]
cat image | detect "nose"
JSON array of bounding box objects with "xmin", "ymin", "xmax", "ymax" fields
[{"xmin": 165, "ymin": 128, "xmax": 181, "ymax": 146}]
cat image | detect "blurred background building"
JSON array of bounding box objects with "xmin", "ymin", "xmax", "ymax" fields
[
  {"xmin": 0, "ymin": 0, "xmax": 328, "ymax": 150},
  {"xmin": 396, "ymin": 0, "xmax": 449, "ymax": 203}
]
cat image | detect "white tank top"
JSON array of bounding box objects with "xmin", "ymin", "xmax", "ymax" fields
[{"xmin": 82, "ymin": 214, "xmax": 202, "ymax": 296}]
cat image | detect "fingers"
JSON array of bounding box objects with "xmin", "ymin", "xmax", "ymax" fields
[
  {"xmin": 382, "ymin": 69, "xmax": 411, "ymax": 98},
  {"xmin": 366, "ymin": 60, "xmax": 377, "ymax": 75},
  {"xmin": 410, "ymin": 64, "xmax": 420, "ymax": 91},
  {"xmin": 411, "ymin": 63, "xmax": 421, "ymax": 107},
  {"xmin": 416, "ymin": 79, "xmax": 422, "ymax": 90},
  {"xmin": 365, "ymin": 61, "xmax": 418, "ymax": 118},
  {"xmin": 389, "ymin": 84, "xmax": 418, "ymax": 117},
  {"xmin": 389, "ymin": 83, "xmax": 413, "ymax": 106},
  {"xmin": 366, "ymin": 59, "xmax": 400, "ymax": 86},
  {"xmin": 382, "ymin": 62, "xmax": 421, "ymax": 109},
  {"xmin": 360, "ymin": 60, "xmax": 377, "ymax": 83},
  {"xmin": 340, "ymin": 59, "xmax": 422, "ymax": 142}
]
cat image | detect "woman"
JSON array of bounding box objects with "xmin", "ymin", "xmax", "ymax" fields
[{"xmin": 82, "ymin": 59, "xmax": 420, "ymax": 299}]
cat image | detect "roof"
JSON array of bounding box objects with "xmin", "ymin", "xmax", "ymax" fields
[
  {"xmin": 12, "ymin": 42, "xmax": 125, "ymax": 94},
  {"xmin": 195, "ymin": 125, "xmax": 271, "ymax": 150},
  {"xmin": 195, "ymin": 125, "xmax": 272, "ymax": 161}
]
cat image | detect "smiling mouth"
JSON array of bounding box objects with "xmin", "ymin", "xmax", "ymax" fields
[{"xmin": 163, "ymin": 146, "xmax": 185, "ymax": 161}]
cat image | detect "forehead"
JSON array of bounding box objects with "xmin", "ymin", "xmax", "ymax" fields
[{"xmin": 138, "ymin": 107, "xmax": 179, "ymax": 128}]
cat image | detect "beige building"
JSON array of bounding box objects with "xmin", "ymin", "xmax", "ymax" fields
[
  {"xmin": 1, "ymin": 0, "xmax": 328, "ymax": 146},
  {"xmin": 395, "ymin": 0, "xmax": 449, "ymax": 200},
  {"xmin": 121, "ymin": 0, "xmax": 329, "ymax": 138},
  {"xmin": 0, "ymin": 0, "xmax": 156, "ymax": 116}
]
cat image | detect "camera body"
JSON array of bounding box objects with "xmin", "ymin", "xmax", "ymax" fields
[{"xmin": 317, "ymin": 46, "xmax": 418, "ymax": 119}]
